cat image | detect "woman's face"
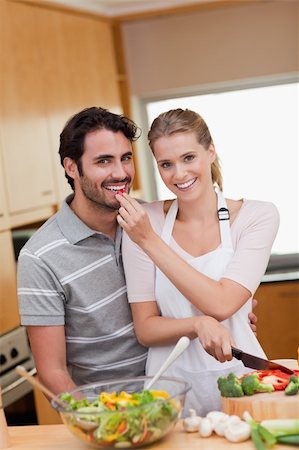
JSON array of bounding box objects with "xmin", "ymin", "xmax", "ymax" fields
[{"xmin": 153, "ymin": 131, "xmax": 216, "ymax": 199}]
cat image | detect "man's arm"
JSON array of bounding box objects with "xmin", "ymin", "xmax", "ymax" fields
[{"xmin": 27, "ymin": 325, "xmax": 77, "ymax": 395}]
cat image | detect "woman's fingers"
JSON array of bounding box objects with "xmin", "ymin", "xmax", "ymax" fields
[
  {"xmin": 116, "ymin": 192, "xmax": 140, "ymax": 213},
  {"xmin": 195, "ymin": 316, "xmax": 233, "ymax": 362}
]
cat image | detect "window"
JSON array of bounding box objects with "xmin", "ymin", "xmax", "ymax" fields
[{"xmin": 146, "ymin": 82, "xmax": 298, "ymax": 254}]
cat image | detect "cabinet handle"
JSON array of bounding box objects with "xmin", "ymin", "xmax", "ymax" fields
[
  {"xmin": 41, "ymin": 190, "xmax": 53, "ymax": 196},
  {"xmin": 0, "ymin": 213, "xmax": 3, "ymax": 217}
]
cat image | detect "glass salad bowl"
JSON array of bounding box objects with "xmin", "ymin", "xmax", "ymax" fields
[{"xmin": 51, "ymin": 376, "xmax": 190, "ymax": 449}]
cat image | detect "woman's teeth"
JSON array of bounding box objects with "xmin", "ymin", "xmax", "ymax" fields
[{"xmin": 176, "ymin": 178, "xmax": 196, "ymax": 190}]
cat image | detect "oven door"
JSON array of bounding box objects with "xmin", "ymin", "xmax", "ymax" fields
[{"xmin": 0, "ymin": 327, "xmax": 36, "ymax": 408}]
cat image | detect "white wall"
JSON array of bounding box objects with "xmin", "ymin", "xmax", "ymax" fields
[{"xmin": 121, "ymin": 1, "xmax": 298, "ymax": 202}]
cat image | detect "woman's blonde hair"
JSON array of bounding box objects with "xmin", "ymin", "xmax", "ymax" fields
[{"xmin": 148, "ymin": 108, "xmax": 223, "ymax": 190}]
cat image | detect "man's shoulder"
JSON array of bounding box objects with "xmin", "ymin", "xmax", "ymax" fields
[{"xmin": 20, "ymin": 211, "xmax": 65, "ymax": 254}]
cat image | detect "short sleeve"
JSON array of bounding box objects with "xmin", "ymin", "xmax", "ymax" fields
[
  {"xmin": 222, "ymin": 201, "xmax": 280, "ymax": 294},
  {"xmin": 121, "ymin": 201, "xmax": 164, "ymax": 303},
  {"xmin": 17, "ymin": 249, "xmax": 66, "ymax": 325}
]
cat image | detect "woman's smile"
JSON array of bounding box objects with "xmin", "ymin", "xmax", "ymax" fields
[{"xmin": 175, "ymin": 177, "xmax": 197, "ymax": 191}]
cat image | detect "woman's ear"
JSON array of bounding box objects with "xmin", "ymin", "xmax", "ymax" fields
[
  {"xmin": 63, "ymin": 157, "xmax": 78, "ymax": 180},
  {"xmin": 208, "ymin": 143, "xmax": 217, "ymax": 163}
]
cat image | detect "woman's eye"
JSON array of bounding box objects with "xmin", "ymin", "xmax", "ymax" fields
[
  {"xmin": 161, "ymin": 162, "xmax": 171, "ymax": 169},
  {"xmin": 185, "ymin": 155, "xmax": 195, "ymax": 162}
]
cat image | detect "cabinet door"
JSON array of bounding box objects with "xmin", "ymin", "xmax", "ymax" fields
[
  {"xmin": 0, "ymin": 2, "xmax": 56, "ymax": 214},
  {"xmin": 255, "ymin": 281, "xmax": 299, "ymax": 360},
  {"xmin": 35, "ymin": 8, "xmax": 123, "ymax": 203},
  {"xmin": 0, "ymin": 231, "xmax": 20, "ymax": 334},
  {"xmin": 0, "ymin": 148, "xmax": 9, "ymax": 231}
]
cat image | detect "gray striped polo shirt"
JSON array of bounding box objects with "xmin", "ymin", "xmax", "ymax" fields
[{"xmin": 17, "ymin": 195, "xmax": 147, "ymax": 385}]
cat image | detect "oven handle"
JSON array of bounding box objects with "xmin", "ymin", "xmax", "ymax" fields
[{"xmin": 1, "ymin": 367, "xmax": 37, "ymax": 395}]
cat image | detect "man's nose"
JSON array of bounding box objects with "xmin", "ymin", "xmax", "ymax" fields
[{"xmin": 111, "ymin": 161, "xmax": 127, "ymax": 179}]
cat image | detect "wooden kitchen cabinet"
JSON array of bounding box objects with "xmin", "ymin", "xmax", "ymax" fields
[
  {"xmin": 255, "ymin": 280, "xmax": 299, "ymax": 360},
  {"xmin": 0, "ymin": 1, "xmax": 56, "ymax": 219},
  {"xmin": 35, "ymin": 7, "xmax": 122, "ymax": 204},
  {"xmin": 0, "ymin": 148, "xmax": 10, "ymax": 232},
  {"xmin": 0, "ymin": 231, "xmax": 20, "ymax": 335}
]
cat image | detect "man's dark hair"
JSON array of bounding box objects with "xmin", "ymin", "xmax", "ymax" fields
[{"xmin": 59, "ymin": 106, "xmax": 141, "ymax": 190}]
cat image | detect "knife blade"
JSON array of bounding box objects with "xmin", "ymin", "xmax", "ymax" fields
[{"xmin": 231, "ymin": 347, "xmax": 294, "ymax": 374}]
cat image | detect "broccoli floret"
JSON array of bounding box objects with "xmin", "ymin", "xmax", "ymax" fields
[
  {"xmin": 285, "ymin": 375, "xmax": 299, "ymax": 396},
  {"xmin": 217, "ymin": 372, "xmax": 244, "ymax": 397},
  {"xmin": 241, "ymin": 373, "xmax": 274, "ymax": 396}
]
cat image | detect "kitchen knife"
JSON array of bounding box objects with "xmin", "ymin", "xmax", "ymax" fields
[{"xmin": 231, "ymin": 347, "xmax": 293, "ymax": 374}]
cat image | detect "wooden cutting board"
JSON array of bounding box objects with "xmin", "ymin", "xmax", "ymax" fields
[
  {"xmin": 222, "ymin": 389, "xmax": 299, "ymax": 421},
  {"xmin": 222, "ymin": 359, "xmax": 299, "ymax": 421}
]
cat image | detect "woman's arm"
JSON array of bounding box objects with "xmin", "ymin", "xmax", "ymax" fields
[
  {"xmin": 117, "ymin": 194, "xmax": 279, "ymax": 322},
  {"xmin": 130, "ymin": 301, "xmax": 235, "ymax": 362}
]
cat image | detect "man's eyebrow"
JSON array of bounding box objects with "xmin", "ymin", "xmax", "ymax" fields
[
  {"xmin": 92, "ymin": 154, "xmax": 112, "ymax": 161},
  {"xmin": 92, "ymin": 151, "xmax": 133, "ymax": 161}
]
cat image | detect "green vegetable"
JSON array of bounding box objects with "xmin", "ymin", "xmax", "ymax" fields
[
  {"xmin": 251, "ymin": 427, "xmax": 268, "ymax": 450},
  {"xmin": 59, "ymin": 389, "xmax": 180, "ymax": 448},
  {"xmin": 217, "ymin": 372, "xmax": 244, "ymax": 397},
  {"xmin": 285, "ymin": 376, "xmax": 299, "ymax": 396},
  {"xmin": 260, "ymin": 419, "xmax": 299, "ymax": 437},
  {"xmin": 241, "ymin": 373, "xmax": 274, "ymax": 396},
  {"xmin": 276, "ymin": 434, "xmax": 299, "ymax": 446},
  {"xmin": 243, "ymin": 411, "xmax": 276, "ymax": 449}
]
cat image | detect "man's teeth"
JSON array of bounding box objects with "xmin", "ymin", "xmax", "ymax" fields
[
  {"xmin": 105, "ymin": 185, "xmax": 126, "ymax": 192},
  {"xmin": 176, "ymin": 178, "xmax": 196, "ymax": 189}
]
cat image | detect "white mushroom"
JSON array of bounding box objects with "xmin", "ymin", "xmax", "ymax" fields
[
  {"xmin": 214, "ymin": 416, "xmax": 230, "ymax": 436},
  {"xmin": 206, "ymin": 411, "xmax": 228, "ymax": 427},
  {"xmin": 183, "ymin": 408, "xmax": 202, "ymax": 433},
  {"xmin": 214, "ymin": 414, "xmax": 241, "ymax": 436},
  {"xmin": 224, "ymin": 420, "xmax": 251, "ymax": 442},
  {"xmin": 199, "ymin": 418, "xmax": 214, "ymax": 437}
]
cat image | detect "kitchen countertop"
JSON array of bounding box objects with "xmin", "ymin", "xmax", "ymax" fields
[
  {"xmin": 6, "ymin": 422, "xmax": 289, "ymax": 449},
  {"xmin": 262, "ymin": 253, "xmax": 299, "ymax": 282}
]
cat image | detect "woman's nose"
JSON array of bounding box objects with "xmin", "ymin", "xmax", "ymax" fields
[{"xmin": 174, "ymin": 164, "xmax": 186, "ymax": 179}]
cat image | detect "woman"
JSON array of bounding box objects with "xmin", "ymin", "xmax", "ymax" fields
[{"xmin": 116, "ymin": 108, "xmax": 279, "ymax": 415}]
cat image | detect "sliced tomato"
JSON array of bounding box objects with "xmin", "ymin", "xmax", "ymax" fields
[{"xmin": 117, "ymin": 420, "xmax": 128, "ymax": 435}]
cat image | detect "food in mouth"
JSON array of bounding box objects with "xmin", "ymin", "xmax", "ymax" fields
[{"xmin": 105, "ymin": 185, "xmax": 126, "ymax": 195}]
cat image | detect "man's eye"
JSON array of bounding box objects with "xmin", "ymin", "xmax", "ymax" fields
[
  {"xmin": 122, "ymin": 155, "xmax": 132, "ymax": 161},
  {"xmin": 98, "ymin": 159, "xmax": 109, "ymax": 164}
]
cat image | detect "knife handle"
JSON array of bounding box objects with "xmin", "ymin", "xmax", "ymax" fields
[{"xmin": 231, "ymin": 347, "xmax": 243, "ymax": 360}]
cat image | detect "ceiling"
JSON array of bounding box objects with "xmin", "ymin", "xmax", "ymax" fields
[{"xmin": 44, "ymin": 0, "xmax": 217, "ymax": 18}]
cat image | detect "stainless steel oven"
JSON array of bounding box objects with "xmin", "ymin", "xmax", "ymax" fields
[{"xmin": 0, "ymin": 326, "xmax": 35, "ymax": 408}]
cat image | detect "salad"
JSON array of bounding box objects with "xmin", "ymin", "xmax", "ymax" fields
[{"xmin": 59, "ymin": 388, "xmax": 181, "ymax": 448}]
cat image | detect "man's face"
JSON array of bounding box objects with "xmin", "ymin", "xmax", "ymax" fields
[{"xmin": 71, "ymin": 129, "xmax": 135, "ymax": 211}]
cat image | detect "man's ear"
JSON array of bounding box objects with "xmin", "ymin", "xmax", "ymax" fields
[
  {"xmin": 208, "ymin": 143, "xmax": 217, "ymax": 163},
  {"xmin": 64, "ymin": 157, "xmax": 78, "ymax": 180}
]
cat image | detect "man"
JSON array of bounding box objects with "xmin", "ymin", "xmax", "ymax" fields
[{"xmin": 17, "ymin": 107, "xmax": 257, "ymax": 395}]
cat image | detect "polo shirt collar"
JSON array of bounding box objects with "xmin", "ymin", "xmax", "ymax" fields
[{"xmin": 56, "ymin": 195, "xmax": 96, "ymax": 244}]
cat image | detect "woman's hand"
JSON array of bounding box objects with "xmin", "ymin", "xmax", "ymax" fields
[
  {"xmin": 116, "ymin": 193, "xmax": 156, "ymax": 246},
  {"xmin": 193, "ymin": 316, "xmax": 235, "ymax": 362}
]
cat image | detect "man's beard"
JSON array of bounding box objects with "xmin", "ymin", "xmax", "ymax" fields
[{"xmin": 80, "ymin": 175, "xmax": 130, "ymax": 212}]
